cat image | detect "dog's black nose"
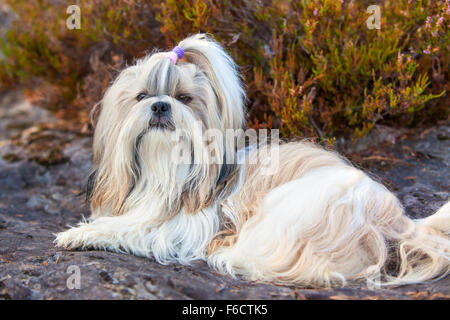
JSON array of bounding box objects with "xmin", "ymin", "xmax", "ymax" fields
[{"xmin": 151, "ymin": 101, "xmax": 171, "ymax": 114}]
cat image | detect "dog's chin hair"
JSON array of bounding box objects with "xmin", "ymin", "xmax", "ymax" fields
[{"xmin": 56, "ymin": 33, "xmax": 450, "ymax": 289}]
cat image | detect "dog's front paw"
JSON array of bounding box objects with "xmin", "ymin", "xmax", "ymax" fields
[{"xmin": 54, "ymin": 226, "xmax": 89, "ymax": 250}]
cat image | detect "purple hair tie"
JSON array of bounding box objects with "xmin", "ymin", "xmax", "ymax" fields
[{"xmin": 167, "ymin": 46, "xmax": 184, "ymax": 64}]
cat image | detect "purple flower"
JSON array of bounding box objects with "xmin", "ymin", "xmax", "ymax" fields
[
  {"xmin": 397, "ymin": 51, "xmax": 403, "ymax": 64},
  {"xmin": 425, "ymin": 16, "xmax": 432, "ymax": 29},
  {"xmin": 313, "ymin": 9, "xmax": 318, "ymax": 16}
]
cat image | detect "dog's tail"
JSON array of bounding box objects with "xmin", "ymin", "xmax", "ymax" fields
[{"xmin": 379, "ymin": 200, "xmax": 450, "ymax": 286}]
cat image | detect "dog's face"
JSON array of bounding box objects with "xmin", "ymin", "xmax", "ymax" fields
[{"xmin": 89, "ymin": 34, "xmax": 245, "ymax": 218}]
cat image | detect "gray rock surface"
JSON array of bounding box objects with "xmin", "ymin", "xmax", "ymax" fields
[{"xmin": 0, "ymin": 92, "xmax": 449, "ymax": 300}]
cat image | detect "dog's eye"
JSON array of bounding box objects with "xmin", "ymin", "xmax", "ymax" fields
[
  {"xmin": 136, "ymin": 92, "xmax": 148, "ymax": 102},
  {"xmin": 176, "ymin": 94, "xmax": 192, "ymax": 104}
]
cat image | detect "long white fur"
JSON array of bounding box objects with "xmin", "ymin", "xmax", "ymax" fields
[{"xmin": 55, "ymin": 34, "xmax": 450, "ymax": 288}]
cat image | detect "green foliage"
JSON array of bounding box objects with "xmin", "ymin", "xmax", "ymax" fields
[{"xmin": 1, "ymin": 0, "xmax": 448, "ymax": 140}]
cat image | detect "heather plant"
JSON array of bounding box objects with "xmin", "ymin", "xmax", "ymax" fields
[
  {"xmin": 0, "ymin": 0, "xmax": 448, "ymax": 141},
  {"xmin": 0, "ymin": 0, "xmax": 161, "ymax": 121}
]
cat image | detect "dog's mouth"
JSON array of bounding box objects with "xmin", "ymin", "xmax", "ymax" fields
[{"xmin": 148, "ymin": 116, "xmax": 175, "ymax": 131}]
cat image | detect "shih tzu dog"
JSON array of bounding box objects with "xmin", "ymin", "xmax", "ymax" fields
[{"xmin": 55, "ymin": 34, "xmax": 450, "ymax": 287}]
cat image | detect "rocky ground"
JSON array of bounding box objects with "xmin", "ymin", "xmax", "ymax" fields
[{"xmin": 0, "ymin": 91, "xmax": 449, "ymax": 300}]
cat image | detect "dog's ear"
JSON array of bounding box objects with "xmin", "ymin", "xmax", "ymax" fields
[
  {"xmin": 89, "ymin": 65, "xmax": 140, "ymax": 216},
  {"xmin": 179, "ymin": 34, "xmax": 246, "ymax": 131},
  {"xmin": 93, "ymin": 66, "xmax": 138, "ymax": 165},
  {"xmin": 177, "ymin": 34, "xmax": 245, "ymax": 213}
]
